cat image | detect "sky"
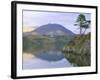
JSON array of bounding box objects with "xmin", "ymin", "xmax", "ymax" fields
[{"xmin": 23, "ymin": 10, "xmax": 91, "ymax": 34}]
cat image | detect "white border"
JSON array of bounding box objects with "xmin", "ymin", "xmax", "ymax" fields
[{"xmin": 17, "ymin": 3, "xmax": 96, "ymax": 77}]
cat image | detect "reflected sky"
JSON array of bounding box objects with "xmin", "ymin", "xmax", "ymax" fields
[{"xmin": 23, "ymin": 10, "xmax": 91, "ymax": 34}]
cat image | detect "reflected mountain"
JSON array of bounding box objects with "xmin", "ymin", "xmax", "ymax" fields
[{"xmin": 33, "ymin": 50, "xmax": 64, "ymax": 61}]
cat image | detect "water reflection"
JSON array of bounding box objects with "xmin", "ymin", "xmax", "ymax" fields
[
  {"xmin": 23, "ymin": 50, "xmax": 73, "ymax": 69},
  {"xmin": 34, "ymin": 50, "xmax": 64, "ymax": 61}
]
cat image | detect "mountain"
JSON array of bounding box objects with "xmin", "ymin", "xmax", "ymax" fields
[
  {"xmin": 23, "ymin": 24, "xmax": 75, "ymax": 37},
  {"xmin": 33, "ymin": 24, "xmax": 75, "ymax": 36}
]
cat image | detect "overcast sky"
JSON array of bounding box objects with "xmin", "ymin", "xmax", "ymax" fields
[{"xmin": 23, "ymin": 10, "xmax": 91, "ymax": 34}]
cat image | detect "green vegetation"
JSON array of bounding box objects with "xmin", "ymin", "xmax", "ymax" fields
[
  {"xmin": 23, "ymin": 35, "xmax": 73, "ymax": 53},
  {"xmin": 62, "ymin": 33, "xmax": 91, "ymax": 66}
]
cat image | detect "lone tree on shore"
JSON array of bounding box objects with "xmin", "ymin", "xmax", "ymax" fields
[{"xmin": 74, "ymin": 14, "xmax": 91, "ymax": 35}]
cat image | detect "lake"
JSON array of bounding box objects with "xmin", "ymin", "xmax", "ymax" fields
[{"xmin": 23, "ymin": 50, "xmax": 73, "ymax": 69}]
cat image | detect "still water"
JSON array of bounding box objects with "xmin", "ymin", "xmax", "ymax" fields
[{"xmin": 23, "ymin": 50, "xmax": 72, "ymax": 69}]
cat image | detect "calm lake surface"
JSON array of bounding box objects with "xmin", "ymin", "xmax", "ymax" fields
[{"xmin": 23, "ymin": 50, "xmax": 73, "ymax": 69}]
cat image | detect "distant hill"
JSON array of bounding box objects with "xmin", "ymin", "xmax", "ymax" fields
[
  {"xmin": 23, "ymin": 24, "xmax": 75, "ymax": 37},
  {"xmin": 33, "ymin": 24, "xmax": 75, "ymax": 36}
]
